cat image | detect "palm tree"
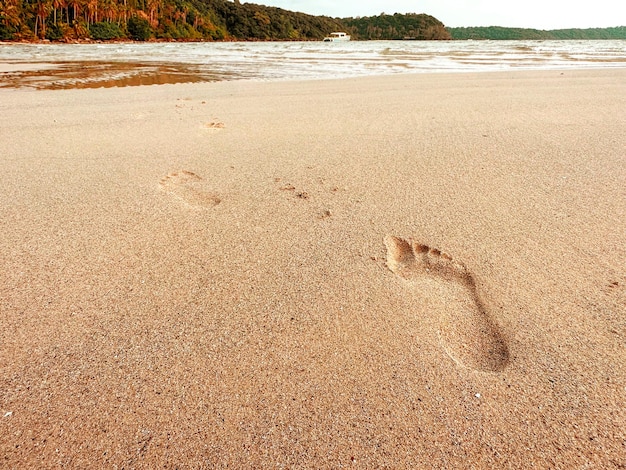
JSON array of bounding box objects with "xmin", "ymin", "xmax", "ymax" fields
[
  {"xmin": 0, "ymin": 0, "xmax": 21, "ymax": 29},
  {"xmin": 67, "ymin": 0, "xmax": 81, "ymax": 22},
  {"xmin": 86, "ymin": 0, "xmax": 97, "ymax": 24},
  {"xmin": 101, "ymin": 0, "xmax": 117, "ymax": 23},
  {"xmin": 146, "ymin": 0, "xmax": 160, "ymax": 28},
  {"xmin": 51, "ymin": 0, "xmax": 65, "ymax": 24},
  {"xmin": 34, "ymin": 0, "xmax": 52, "ymax": 37},
  {"xmin": 118, "ymin": 0, "xmax": 130, "ymax": 25}
]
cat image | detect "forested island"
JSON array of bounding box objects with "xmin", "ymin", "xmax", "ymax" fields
[
  {"xmin": 449, "ymin": 26, "xmax": 626, "ymax": 40},
  {"xmin": 0, "ymin": 0, "xmax": 624, "ymax": 42}
]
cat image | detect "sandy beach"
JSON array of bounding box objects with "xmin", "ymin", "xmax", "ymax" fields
[{"xmin": 1, "ymin": 69, "xmax": 625, "ymax": 468}]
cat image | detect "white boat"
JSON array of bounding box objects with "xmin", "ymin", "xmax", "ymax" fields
[{"xmin": 323, "ymin": 32, "xmax": 351, "ymax": 42}]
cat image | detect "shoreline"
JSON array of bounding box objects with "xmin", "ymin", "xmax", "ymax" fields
[
  {"xmin": 1, "ymin": 69, "xmax": 625, "ymax": 467},
  {"xmin": 2, "ymin": 39, "xmax": 626, "ymax": 89},
  {"xmin": 2, "ymin": 60, "xmax": 626, "ymax": 90}
]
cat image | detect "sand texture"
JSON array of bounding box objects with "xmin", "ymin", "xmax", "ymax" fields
[{"xmin": 1, "ymin": 69, "xmax": 625, "ymax": 468}]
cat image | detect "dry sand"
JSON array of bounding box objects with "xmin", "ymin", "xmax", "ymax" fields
[{"xmin": 1, "ymin": 69, "xmax": 625, "ymax": 468}]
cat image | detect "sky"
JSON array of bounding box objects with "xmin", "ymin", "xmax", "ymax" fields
[{"xmin": 243, "ymin": 1, "xmax": 625, "ymax": 30}]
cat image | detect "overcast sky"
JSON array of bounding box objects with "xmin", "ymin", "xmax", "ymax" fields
[{"xmin": 244, "ymin": 1, "xmax": 624, "ymax": 30}]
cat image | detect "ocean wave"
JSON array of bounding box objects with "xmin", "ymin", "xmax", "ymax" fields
[{"xmin": 1, "ymin": 40, "xmax": 625, "ymax": 88}]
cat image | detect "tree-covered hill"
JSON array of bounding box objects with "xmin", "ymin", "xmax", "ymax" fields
[
  {"xmin": 0, "ymin": 0, "xmax": 347, "ymax": 41},
  {"xmin": 343, "ymin": 13, "xmax": 451, "ymax": 40},
  {"xmin": 4, "ymin": 0, "xmax": 621, "ymax": 43},
  {"xmin": 0, "ymin": 0, "xmax": 455, "ymax": 42},
  {"xmin": 449, "ymin": 26, "xmax": 626, "ymax": 40}
]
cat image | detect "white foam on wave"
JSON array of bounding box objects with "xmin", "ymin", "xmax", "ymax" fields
[{"xmin": 1, "ymin": 39, "xmax": 625, "ymax": 82}]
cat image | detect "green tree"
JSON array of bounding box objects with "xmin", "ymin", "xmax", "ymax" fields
[
  {"xmin": 89, "ymin": 20, "xmax": 123, "ymax": 38},
  {"xmin": 127, "ymin": 14, "xmax": 150, "ymax": 39}
]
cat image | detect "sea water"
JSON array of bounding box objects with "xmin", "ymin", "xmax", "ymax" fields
[{"xmin": 1, "ymin": 40, "xmax": 625, "ymax": 88}]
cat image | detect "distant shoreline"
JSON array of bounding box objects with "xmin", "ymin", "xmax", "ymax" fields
[
  {"xmin": 448, "ymin": 25, "xmax": 626, "ymax": 40},
  {"xmin": 2, "ymin": 24, "xmax": 626, "ymax": 45}
]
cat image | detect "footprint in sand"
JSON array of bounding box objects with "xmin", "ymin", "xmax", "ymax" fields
[
  {"xmin": 384, "ymin": 235, "xmax": 509, "ymax": 372},
  {"xmin": 159, "ymin": 170, "xmax": 221, "ymax": 208},
  {"xmin": 204, "ymin": 120, "xmax": 225, "ymax": 129}
]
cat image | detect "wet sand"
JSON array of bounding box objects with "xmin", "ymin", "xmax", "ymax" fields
[
  {"xmin": 1, "ymin": 69, "xmax": 625, "ymax": 468},
  {"xmin": 0, "ymin": 61, "xmax": 221, "ymax": 89}
]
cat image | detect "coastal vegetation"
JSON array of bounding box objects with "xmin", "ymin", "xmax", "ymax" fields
[
  {"xmin": 0, "ymin": 0, "xmax": 624, "ymax": 42},
  {"xmin": 342, "ymin": 13, "xmax": 451, "ymax": 40},
  {"xmin": 449, "ymin": 26, "xmax": 626, "ymax": 40},
  {"xmin": 0, "ymin": 0, "xmax": 346, "ymax": 41},
  {"xmin": 0, "ymin": 0, "xmax": 450, "ymax": 41}
]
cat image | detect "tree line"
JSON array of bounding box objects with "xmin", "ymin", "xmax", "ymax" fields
[
  {"xmin": 342, "ymin": 13, "xmax": 451, "ymax": 40},
  {"xmin": 0, "ymin": 0, "xmax": 347, "ymax": 41},
  {"xmin": 0, "ymin": 0, "xmax": 452, "ymax": 42},
  {"xmin": 449, "ymin": 26, "xmax": 626, "ymax": 40},
  {"xmin": 2, "ymin": 0, "xmax": 623, "ymax": 43}
]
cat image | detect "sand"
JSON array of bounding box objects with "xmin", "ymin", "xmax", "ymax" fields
[{"xmin": 1, "ymin": 69, "xmax": 625, "ymax": 468}]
